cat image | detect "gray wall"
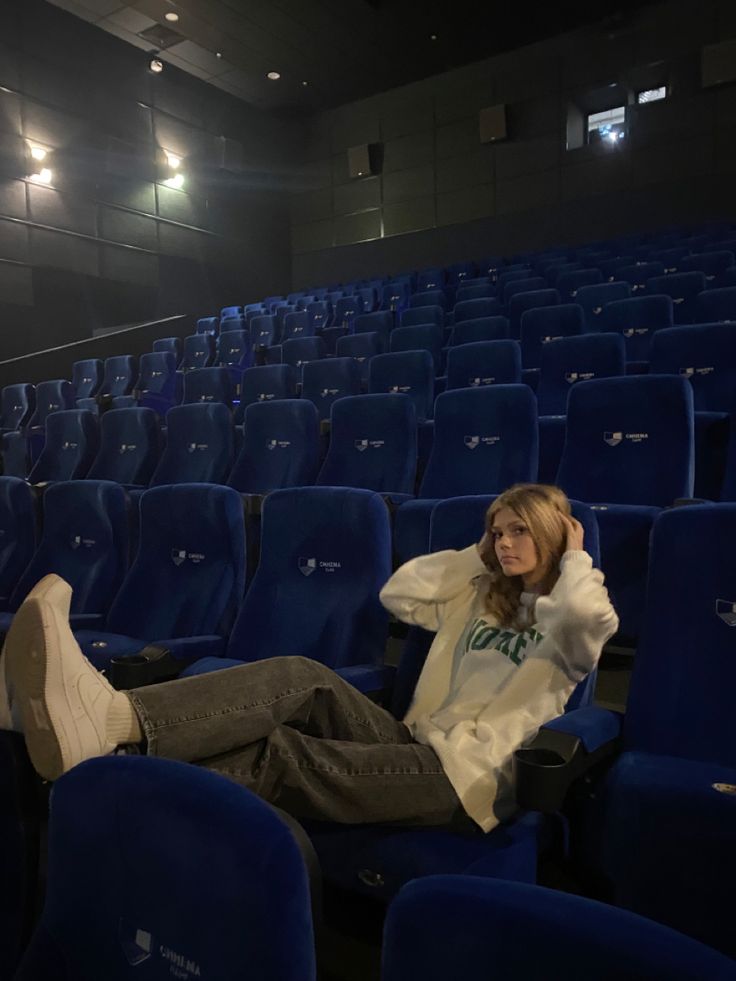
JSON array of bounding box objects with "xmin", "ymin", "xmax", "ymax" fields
[
  {"xmin": 0, "ymin": 0, "xmax": 295, "ymax": 360},
  {"xmin": 291, "ymin": 0, "xmax": 736, "ymax": 288}
]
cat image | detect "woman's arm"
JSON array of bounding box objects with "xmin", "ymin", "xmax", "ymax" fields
[{"xmin": 379, "ymin": 544, "xmax": 489, "ymax": 631}]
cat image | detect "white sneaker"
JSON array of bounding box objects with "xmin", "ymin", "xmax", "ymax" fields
[
  {"xmin": 5, "ymin": 574, "xmax": 118, "ymax": 780},
  {"xmin": 0, "ymin": 575, "xmax": 73, "ymax": 732}
]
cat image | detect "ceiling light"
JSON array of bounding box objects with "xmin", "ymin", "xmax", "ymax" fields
[
  {"xmin": 149, "ymin": 56, "xmax": 164, "ymax": 74},
  {"xmin": 31, "ymin": 168, "xmax": 53, "ymax": 185},
  {"xmin": 163, "ymin": 173, "xmax": 184, "ymax": 190},
  {"xmin": 30, "ymin": 145, "xmax": 47, "ymax": 161},
  {"xmin": 165, "ymin": 11, "xmax": 179, "ymax": 21},
  {"xmin": 430, "ymin": 34, "xmax": 438, "ymax": 40},
  {"xmin": 302, "ymin": 80, "xmax": 309, "ymax": 87},
  {"xmin": 267, "ymin": 71, "xmax": 281, "ymax": 80},
  {"xmin": 165, "ymin": 151, "xmax": 181, "ymax": 168},
  {"xmin": 216, "ymin": 52, "xmax": 222, "ymax": 58}
]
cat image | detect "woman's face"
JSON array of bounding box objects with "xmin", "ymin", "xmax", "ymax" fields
[{"xmin": 489, "ymin": 506, "xmax": 544, "ymax": 586}]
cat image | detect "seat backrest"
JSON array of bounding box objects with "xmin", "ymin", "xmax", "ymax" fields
[
  {"xmin": 229, "ymin": 399, "xmax": 320, "ymax": 494},
  {"xmin": 14, "ymin": 755, "xmax": 316, "ymax": 981},
  {"xmin": 335, "ymin": 333, "xmax": 384, "ymax": 383},
  {"xmin": 182, "ymin": 366, "xmax": 234, "ymax": 407},
  {"xmin": 557, "ymin": 375, "xmax": 694, "ymax": 506},
  {"xmin": 520, "ymin": 303, "xmax": 583, "ymax": 369},
  {"xmin": 317, "ymin": 393, "xmax": 417, "ymax": 494},
  {"xmin": 282, "ymin": 310, "xmax": 312, "ymax": 341},
  {"xmin": 216, "ymin": 330, "xmax": 252, "ymax": 371},
  {"xmin": 1, "ymin": 384, "xmax": 35, "ymax": 432},
  {"xmin": 508, "ymin": 288, "xmax": 560, "ymax": 339},
  {"xmin": 87, "ymin": 407, "xmax": 161, "ymax": 485},
  {"xmin": 137, "ymin": 351, "xmax": 177, "ymax": 398},
  {"xmin": 28, "ymin": 380, "xmax": 75, "ymax": 429},
  {"xmin": 149, "ymin": 403, "xmax": 233, "ymax": 486},
  {"xmin": 574, "ymin": 281, "xmax": 632, "ymax": 329},
  {"xmin": 71, "ymin": 359, "xmax": 103, "ymax": 400},
  {"xmin": 305, "ymin": 300, "xmax": 332, "ymax": 331},
  {"xmin": 503, "ymin": 276, "xmax": 548, "ymax": 305},
  {"xmin": 333, "ymin": 295, "xmax": 364, "ymax": 328},
  {"xmin": 410, "ymin": 289, "xmax": 447, "ymax": 311},
  {"xmin": 152, "ymin": 336, "xmax": 182, "ymax": 360},
  {"xmin": 196, "ymin": 316, "xmax": 219, "ymax": 335},
  {"xmin": 219, "ymin": 315, "xmax": 246, "ymax": 334},
  {"xmin": 455, "ymin": 283, "xmax": 495, "ymax": 303},
  {"xmin": 625, "ymin": 504, "xmax": 736, "ymax": 768},
  {"xmin": 226, "ymin": 486, "xmax": 390, "ymax": 669},
  {"xmin": 598, "ymin": 255, "xmax": 634, "ymax": 281},
  {"xmin": 618, "ymin": 261, "xmax": 665, "ymax": 293},
  {"xmin": 454, "ymin": 297, "xmax": 502, "ymax": 323},
  {"xmin": 0, "ymin": 477, "xmax": 37, "ymax": 606},
  {"xmin": 694, "ymin": 286, "xmax": 736, "ymax": 324},
  {"xmin": 649, "ymin": 323, "xmax": 736, "ymax": 412},
  {"xmin": 646, "ymin": 272, "xmax": 707, "ymax": 323},
  {"xmin": 220, "ymin": 304, "xmax": 242, "ymax": 319},
  {"xmin": 101, "ymin": 356, "xmax": 137, "ymax": 397},
  {"xmin": 495, "ymin": 268, "xmax": 532, "ymax": 295},
  {"xmin": 650, "ymin": 245, "xmax": 690, "ymax": 272},
  {"xmin": 28, "ymin": 410, "xmax": 99, "ymax": 483},
  {"xmin": 554, "ymin": 268, "xmax": 603, "ymax": 302},
  {"xmin": 282, "ymin": 336, "xmax": 326, "ymax": 369},
  {"xmin": 446, "ymin": 340, "xmax": 522, "ymax": 391},
  {"xmin": 382, "ymin": 876, "xmax": 733, "ymax": 981},
  {"xmin": 601, "ymin": 294, "xmax": 674, "ymax": 361},
  {"xmin": 419, "ymin": 385, "xmax": 538, "ymax": 498},
  {"xmin": 179, "ymin": 333, "xmax": 215, "ymax": 372},
  {"xmin": 354, "ymin": 311, "xmax": 393, "ymax": 344},
  {"xmin": 417, "ymin": 267, "xmax": 445, "ymax": 290},
  {"xmin": 368, "ymin": 350, "xmax": 434, "ymax": 422},
  {"xmin": 545, "ymin": 261, "xmax": 583, "ymax": 285},
  {"xmin": 106, "ymin": 483, "xmax": 245, "ymax": 640},
  {"xmin": 452, "ymin": 316, "xmax": 509, "ymax": 345},
  {"xmin": 537, "ymin": 332, "xmax": 626, "ymax": 415},
  {"xmin": 680, "ymin": 249, "xmax": 734, "ymax": 281},
  {"xmin": 389, "ymin": 324, "xmax": 444, "ymax": 370},
  {"xmin": 301, "ymin": 358, "xmax": 362, "ymax": 422},
  {"xmin": 9, "ymin": 480, "xmax": 128, "ymax": 615},
  {"xmin": 446, "ymin": 260, "xmax": 477, "ymax": 284},
  {"xmin": 381, "ymin": 282, "xmax": 410, "ymax": 311},
  {"xmin": 400, "ymin": 305, "xmax": 444, "ymax": 329},
  {"xmin": 235, "ymin": 365, "xmax": 298, "ymax": 423}
]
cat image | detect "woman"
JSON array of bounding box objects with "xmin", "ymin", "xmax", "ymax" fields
[{"xmin": 2, "ymin": 483, "xmax": 617, "ymax": 834}]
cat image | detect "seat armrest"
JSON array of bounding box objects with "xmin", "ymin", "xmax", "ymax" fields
[
  {"xmin": 513, "ymin": 707, "xmax": 622, "ymax": 813},
  {"xmin": 672, "ymin": 498, "xmax": 710, "ymax": 507},
  {"xmin": 108, "ymin": 636, "xmax": 226, "ymax": 689},
  {"xmin": 334, "ymin": 663, "xmax": 397, "ymax": 698},
  {"xmin": 69, "ymin": 613, "xmax": 105, "ymax": 629}
]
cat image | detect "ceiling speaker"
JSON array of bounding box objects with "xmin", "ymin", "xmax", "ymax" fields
[
  {"xmin": 348, "ymin": 143, "xmax": 382, "ymax": 179},
  {"xmin": 479, "ymin": 104, "xmax": 507, "ymax": 144}
]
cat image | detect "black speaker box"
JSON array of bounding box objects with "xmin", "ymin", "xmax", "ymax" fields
[
  {"xmin": 479, "ymin": 104, "xmax": 507, "ymax": 144},
  {"xmin": 348, "ymin": 143, "xmax": 383, "ymax": 179}
]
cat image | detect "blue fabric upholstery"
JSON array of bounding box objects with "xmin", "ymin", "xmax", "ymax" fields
[
  {"xmin": 282, "ymin": 310, "xmax": 312, "ymax": 341},
  {"xmin": 250, "ymin": 314, "xmax": 280, "ymax": 348},
  {"xmin": 401, "ymin": 305, "xmax": 444, "ymax": 328},
  {"xmin": 574, "ymin": 281, "xmax": 632, "ymax": 329},
  {"xmin": 335, "ymin": 332, "xmax": 384, "ymax": 383},
  {"xmin": 445, "ymin": 340, "xmax": 521, "ymax": 390},
  {"xmin": 0, "ymin": 477, "xmax": 37, "ymax": 608},
  {"xmin": 417, "ymin": 267, "xmax": 445, "ymax": 290},
  {"xmin": 380, "ymin": 282, "xmax": 411, "ymax": 312},
  {"xmin": 1, "ymin": 383, "xmax": 35, "ymax": 433},
  {"xmin": 235, "ymin": 365, "xmax": 298, "ymax": 423},
  {"xmin": 454, "ymin": 298, "xmax": 502, "ymax": 324},
  {"xmin": 305, "ymin": 300, "xmax": 332, "ymax": 331},
  {"xmin": 503, "ymin": 276, "xmax": 548, "ymax": 305},
  {"xmin": 282, "ymin": 336, "xmax": 326, "ymax": 368},
  {"xmin": 219, "ymin": 315, "xmax": 246, "ymax": 334},
  {"xmin": 196, "ymin": 315, "xmax": 218, "ymax": 334},
  {"xmin": 410, "ymin": 289, "xmax": 448, "ymax": 311},
  {"xmin": 537, "ymin": 333, "xmax": 626, "ymax": 415},
  {"xmin": 0, "ymin": 432, "xmax": 30, "ymax": 478},
  {"xmin": 6, "ymin": 480, "xmax": 128, "ymax": 617},
  {"xmin": 332, "ymin": 295, "xmax": 364, "ymax": 329},
  {"xmin": 451, "ymin": 316, "xmax": 509, "ymax": 345},
  {"xmin": 182, "ymin": 366, "xmax": 234, "ymax": 408},
  {"xmin": 228, "ymin": 399, "xmax": 320, "ymax": 493},
  {"xmin": 646, "ymin": 272, "xmax": 707, "ymax": 323},
  {"xmin": 519, "ymin": 303, "xmax": 584, "ymax": 369},
  {"xmin": 650, "ymin": 323, "xmax": 736, "ymax": 411},
  {"xmin": 446, "ymin": 260, "xmax": 477, "ymax": 284},
  {"xmin": 149, "ymin": 403, "xmax": 233, "ymax": 486},
  {"xmin": 15, "ymin": 756, "xmax": 316, "ymax": 981},
  {"xmin": 152, "ymin": 337, "xmax": 181, "ymax": 360},
  {"xmin": 617, "ymin": 261, "xmax": 665, "ymax": 293},
  {"xmin": 369, "ymin": 350, "xmax": 434, "ymax": 422},
  {"xmin": 389, "ymin": 323, "xmax": 444, "ymax": 373},
  {"xmin": 71, "ymin": 359, "xmax": 103, "ymax": 400},
  {"xmin": 216, "ymin": 329, "xmax": 252, "ymax": 380},
  {"xmin": 77, "ymin": 484, "xmax": 245, "ymax": 668},
  {"xmin": 100, "ymin": 356, "xmax": 136, "ymax": 397},
  {"xmin": 382, "ymin": 876, "xmax": 736, "ymax": 981},
  {"xmin": 455, "ymin": 283, "xmax": 494, "ymax": 302},
  {"xmin": 694, "ymin": 285, "xmax": 736, "ymax": 323},
  {"xmin": 26, "ymin": 380, "xmax": 75, "ymax": 430},
  {"xmin": 354, "ymin": 311, "xmax": 393, "ymax": 346},
  {"xmin": 179, "ymin": 334, "xmax": 215, "ymax": 372},
  {"xmin": 136, "ymin": 351, "xmax": 177, "ymax": 402},
  {"xmin": 27, "ymin": 410, "xmax": 99, "ymax": 483},
  {"xmin": 680, "ymin": 249, "xmax": 734, "ymax": 283},
  {"xmin": 301, "ymin": 358, "xmax": 361, "ymax": 423},
  {"xmin": 602, "ymin": 294, "xmax": 674, "ymax": 361},
  {"xmin": 317, "ymin": 394, "xmax": 417, "ymax": 495},
  {"xmin": 87, "ymin": 408, "xmax": 161, "ymax": 486},
  {"xmin": 507, "ymin": 288, "xmax": 560, "ymax": 340}
]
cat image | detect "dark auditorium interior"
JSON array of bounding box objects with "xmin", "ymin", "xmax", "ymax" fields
[{"xmin": 1, "ymin": 0, "xmax": 736, "ymax": 977}]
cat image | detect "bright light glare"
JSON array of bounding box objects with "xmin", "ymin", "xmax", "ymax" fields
[
  {"xmin": 165, "ymin": 11, "xmax": 179, "ymax": 21},
  {"xmin": 163, "ymin": 173, "xmax": 184, "ymax": 189},
  {"xmin": 165, "ymin": 151, "xmax": 181, "ymax": 168},
  {"xmin": 638, "ymin": 86, "xmax": 666, "ymax": 104},
  {"xmin": 267, "ymin": 71, "xmax": 281, "ymax": 80},
  {"xmin": 150, "ymin": 57, "xmax": 164, "ymax": 74},
  {"xmin": 31, "ymin": 168, "xmax": 53, "ymax": 184},
  {"xmin": 30, "ymin": 145, "xmax": 47, "ymax": 161}
]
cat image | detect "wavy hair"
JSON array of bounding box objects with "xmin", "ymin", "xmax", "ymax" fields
[{"xmin": 480, "ymin": 483, "xmax": 572, "ymax": 629}]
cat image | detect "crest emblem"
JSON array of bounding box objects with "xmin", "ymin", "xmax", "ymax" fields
[
  {"xmin": 355, "ymin": 439, "xmax": 368, "ymax": 452},
  {"xmin": 464, "ymin": 435, "xmax": 480, "ymax": 449},
  {"xmin": 604, "ymin": 432, "xmax": 623, "ymax": 446},
  {"xmin": 119, "ymin": 920, "xmax": 152, "ymax": 967},
  {"xmin": 679, "ymin": 367, "xmax": 695, "ymax": 378},
  {"xmin": 716, "ymin": 599, "xmax": 736, "ymax": 626},
  {"xmin": 298, "ymin": 557, "xmax": 316, "ymax": 577},
  {"xmin": 171, "ymin": 549, "xmax": 186, "ymax": 566}
]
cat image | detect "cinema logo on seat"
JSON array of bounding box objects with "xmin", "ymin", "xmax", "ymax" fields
[
  {"xmin": 464, "ymin": 435, "xmax": 500, "ymax": 449},
  {"xmin": 604, "ymin": 431, "xmax": 649, "ymax": 446},
  {"xmin": 565, "ymin": 371, "xmax": 595, "ymax": 384},
  {"xmin": 541, "ymin": 334, "xmax": 563, "ymax": 344},
  {"xmin": 267, "ymin": 439, "xmax": 291, "ymax": 450},
  {"xmin": 679, "ymin": 366, "xmax": 714, "ymax": 378},
  {"xmin": 119, "ymin": 443, "xmax": 137, "ymax": 453},
  {"xmin": 61, "ymin": 441, "xmax": 79, "ymax": 450},
  {"xmin": 469, "ymin": 376, "xmax": 495, "ymax": 386},
  {"xmin": 298, "ymin": 556, "xmax": 342, "ymax": 576},
  {"xmin": 354, "ymin": 439, "xmax": 385, "ymax": 451},
  {"xmin": 257, "ymin": 392, "xmax": 275, "ymax": 401},
  {"xmin": 187, "ymin": 443, "xmax": 208, "ymax": 453},
  {"xmin": 622, "ymin": 327, "xmax": 649, "ymax": 337},
  {"xmin": 70, "ymin": 535, "xmax": 95, "ymax": 549},
  {"xmin": 320, "ymin": 388, "xmax": 339, "ymax": 397},
  {"xmin": 388, "ymin": 385, "xmax": 411, "ymax": 393},
  {"xmin": 171, "ymin": 549, "xmax": 205, "ymax": 566},
  {"xmin": 716, "ymin": 599, "xmax": 736, "ymax": 626}
]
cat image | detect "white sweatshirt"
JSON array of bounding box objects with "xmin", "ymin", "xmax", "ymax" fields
[{"xmin": 379, "ymin": 546, "xmax": 619, "ymax": 832}]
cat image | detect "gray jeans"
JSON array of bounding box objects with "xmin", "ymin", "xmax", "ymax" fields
[{"xmin": 127, "ymin": 656, "xmax": 473, "ymax": 829}]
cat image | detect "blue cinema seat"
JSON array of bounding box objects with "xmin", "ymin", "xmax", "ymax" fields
[
  {"xmin": 353, "ymin": 311, "xmax": 394, "ymax": 348},
  {"xmin": 650, "ymin": 323, "xmax": 736, "ymax": 412},
  {"xmin": 390, "ymin": 323, "xmax": 444, "ymax": 374},
  {"xmin": 335, "ymin": 333, "xmax": 384, "ymax": 384},
  {"xmin": 382, "ymin": 877, "xmax": 736, "ymax": 981},
  {"xmin": 179, "ymin": 333, "xmax": 215, "ymax": 372},
  {"xmin": 574, "ymin": 281, "xmax": 632, "ymax": 330},
  {"xmin": 450, "ymin": 316, "xmax": 509, "ymax": 345},
  {"xmin": 181, "ymin": 486, "xmax": 392, "ymax": 690},
  {"xmin": 445, "ymin": 340, "xmax": 522, "ymax": 391},
  {"xmin": 525, "ymin": 504, "xmax": 736, "ymax": 959},
  {"xmin": 75, "ymin": 483, "xmax": 245, "ymax": 670},
  {"xmin": 455, "ymin": 283, "xmax": 495, "ymax": 303},
  {"xmin": 71, "ymin": 359, "xmax": 103, "ymax": 401},
  {"xmin": 13, "ymin": 756, "xmax": 316, "ymax": 981},
  {"xmin": 196, "ymin": 315, "xmax": 219, "ymax": 334},
  {"xmin": 369, "ymin": 351, "xmax": 434, "ymax": 422},
  {"xmin": 100, "ymin": 356, "xmax": 137, "ymax": 398},
  {"xmin": 27, "ymin": 410, "xmax": 99, "ymax": 484},
  {"xmin": 0, "ymin": 383, "xmax": 35, "ymax": 433},
  {"xmin": 555, "ymin": 268, "xmax": 603, "ymax": 302},
  {"xmin": 219, "ymin": 315, "xmax": 246, "ymax": 335},
  {"xmin": 694, "ymin": 285, "xmax": 736, "ymax": 323},
  {"xmin": 301, "ymin": 358, "xmax": 362, "ymax": 424},
  {"xmin": 446, "ymin": 260, "xmax": 477, "ymax": 284},
  {"xmin": 228, "ymin": 399, "xmax": 320, "ymax": 494},
  {"xmin": 380, "ymin": 281, "xmax": 411, "ymax": 313},
  {"xmin": 601, "ymin": 294, "xmax": 674, "ymax": 362},
  {"xmin": 282, "ymin": 336, "xmax": 326, "ymax": 369},
  {"xmin": 556, "ymin": 374, "xmax": 694, "ymax": 641},
  {"xmin": 86, "ymin": 408, "xmax": 161, "ymax": 487},
  {"xmin": 0, "ymin": 480, "xmax": 128, "ymax": 636},
  {"xmin": 149, "ymin": 403, "xmax": 233, "ymax": 487},
  {"xmin": 416, "ymin": 267, "xmax": 445, "ymax": 291},
  {"xmin": 0, "ymin": 477, "xmax": 37, "ymax": 609},
  {"xmin": 333, "ymin": 294, "xmax": 364, "ymax": 330},
  {"xmin": 454, "ymin": 297, "xmax": 502, "ymax": 325},
  {"xmin": 216, "ymin": 329, "xmax": 252, "ymax": 386},
  {"xmin": 133, "ymin": 351, "xmax": 179, "ymax": 414},
  {"xmin": 152, "ymin": 336, "xmax": 182, "ymax": 361},
  {"xmin": 400, "ymin": 305, "xmax": 444, "ymax": 328},
  {"xmin": 317, "ymin": 394, "xmax": 417, "ymax": 496},
  {"xmin": 26, "ymin": 379, "xmax": 75, "ymax": 432},
  {"xmin": 507, "ymin": 288, "xmax": 560, "ymax": 340},
  {"xmin": 519, "ymin": 303, "xmax": 584, "ymax": 369},
  {"xmin": 281, "ymin": 310, "xmax": 312, "ymax": 342},
  {"xmin": 617, "ymin": 261, "xmax": 665, "ymax": 294},
  {"xmin": 409, "ymin": 289, "xmax": 448, "ymax": 311},
  {"xmin": 234, "ymin": 365, "xmax": 298, "ymax": 424},
  {"xmin": 502, "ymin": 276, "xmax": 548, "ymax": 305},
  {"xmin": 680, "ymin": 249, "xmax": 735, "ymax": 285},
  {"xmin": 305, "ymin": 300, "xmax": 332, "ymax": 332},
  {"xmin": 182, "ymin": 366, "xmax": 235, "ymax": 408},
  {"xmin": 646, "ymin": 271, "xmax": 707, "ymax": 324},
  {"xmin": 393, "ymin": 385, "xmax": 538, "ymax": 564}
]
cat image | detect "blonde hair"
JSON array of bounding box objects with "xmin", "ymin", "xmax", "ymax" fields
[{"xmin": 481, "ymin": 483, "xmax": 572, "ymax": 629}]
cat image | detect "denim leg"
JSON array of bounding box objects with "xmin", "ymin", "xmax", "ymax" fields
[
  {"xmin": 200, "ymin": 725, "xmax": 467, "ymax": 826},
  {"xmin": 127, "ymin": 656, "xmax": 412, "ymax": 762}
]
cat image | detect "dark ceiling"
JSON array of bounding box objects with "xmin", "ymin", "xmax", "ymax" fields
[{"xmin": 46, "ymin": 0, "xmax": 659, "ymax": 115}]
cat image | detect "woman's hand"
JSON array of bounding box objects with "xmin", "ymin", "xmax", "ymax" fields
[{"xmin": 560, "ymin": 513, "xmax": 585, "ymax": 553}]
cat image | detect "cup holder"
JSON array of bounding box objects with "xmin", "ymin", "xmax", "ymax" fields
[{"xmin": 515, "ymin": 748, "xmax": 566, "ymax": 769}]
